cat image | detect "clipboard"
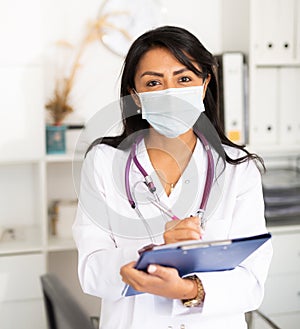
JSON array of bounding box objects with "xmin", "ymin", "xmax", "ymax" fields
[{"xmin": 122, "ymin": 232, "xmax": 271, "ymax": 297}]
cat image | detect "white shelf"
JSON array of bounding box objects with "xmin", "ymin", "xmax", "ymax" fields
[
  {"xmin": 0, "ymin": 242, "xmax": 42, "ymax": 255},
  {"xmin": 254, "ymin": 62, "xmax": 300, "ymax": 68},
  {"xmin": 47, "ymin": 236, "xmax": 76, "ymax": 251},
  {"xmin": 45, "ymin": 153, "xmax": 84, "ymax": 163},
  {"xmin": 247, "ymin": 144, "xmax": 300, "ymax": 158},
  {"xmin": 0, "ymin": 226, "xmax": 43, "ymax": 255},
  {"xmin": 267, "ymin": 223, "xmax": 300, "ymax": 234},
  {"xmin": 0, "ymin": 158, "xmax": 42, "ymax": 166}
]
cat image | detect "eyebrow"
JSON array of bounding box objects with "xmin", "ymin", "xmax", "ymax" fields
[{"xmin": 140, "ymin": 68, "xmax": 192, "ymax": 78}]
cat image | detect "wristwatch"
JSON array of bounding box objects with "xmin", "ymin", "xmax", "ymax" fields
[{"xmin": 182, "ymin": 275, "xmax": 205, "ymax": 307}]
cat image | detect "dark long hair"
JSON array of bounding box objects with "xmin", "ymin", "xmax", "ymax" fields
[{"xmin": 88, "ymin": 26, "xmax": 263, "ymax": 168}]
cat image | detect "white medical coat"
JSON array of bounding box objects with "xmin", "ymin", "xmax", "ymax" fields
[{"xmin": 73, "ymin": 138, "xmax": 273, "ymax": 329}]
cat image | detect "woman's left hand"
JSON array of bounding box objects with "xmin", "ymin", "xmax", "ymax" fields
[{"xmin": 120, "ymin": 261, "xmax": 196, "ymax": 299}]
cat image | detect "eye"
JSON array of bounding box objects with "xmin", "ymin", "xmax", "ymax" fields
[
  {"xmin": 179, "ymin": 76, "xmax": 192, "ymax": 83},
  {"xmin": 146, "ymin": 80, "xmax": 161, "ymax": 87}
]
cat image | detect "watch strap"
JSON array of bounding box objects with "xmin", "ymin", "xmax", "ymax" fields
[{"xmin": 181, "ymin": 275, "xmax": 205, "ymax": 307}]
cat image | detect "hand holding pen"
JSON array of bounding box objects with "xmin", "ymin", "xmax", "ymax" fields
[{"xmin": 149, "ymin": 198, "xmax": 204, "ymax": 244}]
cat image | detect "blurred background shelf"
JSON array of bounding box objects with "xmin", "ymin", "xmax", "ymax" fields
[
  {"xmin": 47, "ymin": 236, "xmax": 76, "ymax": 252},
  {"xmin": 45, "ymin": 153, "xmax": 84, "ymax": 163},
  {"xmin": 0, "ymin": 226, "xmax": 43, "ymax": 256}
]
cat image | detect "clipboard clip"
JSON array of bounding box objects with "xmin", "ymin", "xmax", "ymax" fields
[{"xmin": 181, "ymin": 240, "xmax": 232, "ymax": 250}]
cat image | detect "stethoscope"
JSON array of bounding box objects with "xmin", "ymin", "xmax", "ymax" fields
[{"xmin": 124, "ymin": 131, "xmax": 215, "ymax": 229}]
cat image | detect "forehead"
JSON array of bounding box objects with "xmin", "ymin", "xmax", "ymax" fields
[
  {"xmin": 135, "ymin": 47, "xmax": 199, "ymax": 74},
  {"xmin": 137, "ymin": 47, "xmax": 181, "ymax": 68}
]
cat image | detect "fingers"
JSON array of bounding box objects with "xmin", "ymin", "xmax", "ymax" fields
[
  {"xmin": 147, "ymin": 263, "xmax": 177, "ymax": 279},
  {"xmin": 164, "ymin": 216, "xmax": 203, "ymax": 244},
  {"xmin": 120, "ymin": 261, "xmax": 188, "ymax": 299},
  {"xmin": 120, "ymin": 261, "xmax": 157, "ymax": 293},
  {"xmin": 120, "ymin": 261, "xmax": 137, "ymax": 284},
  {"xmin": 146, "ymin": 265, "xmax": 193, "ymax": 299},
  {"xmin": 120, "ymin": 260, "xmax": 179, "ymax": 294},
  {"xmin": 120, "ymin": 261, "xmax": 155, "ymax": 294},
  {"xmin": 166, "ymin": 216, "xmax": 201, "ymax": 231}
]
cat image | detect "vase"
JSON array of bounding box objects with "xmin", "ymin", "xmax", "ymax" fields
[{"xmin": 46, "ymin": 125, "xmax": 67, "ymax": 154}]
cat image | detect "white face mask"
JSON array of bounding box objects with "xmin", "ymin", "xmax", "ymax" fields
[{"xmin": 137, "ymin": 86, "xmax": 205, "ymax": 138}]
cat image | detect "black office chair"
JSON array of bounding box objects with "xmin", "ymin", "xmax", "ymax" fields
[{"xmin": 40, "ymin": 273, "xmax": 99, "ymax": 329}]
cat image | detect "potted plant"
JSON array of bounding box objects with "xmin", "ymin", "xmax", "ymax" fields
[
  {"xmin": 45, "ymin": 22, "xmax": 92, "ymax": 154},
  {"xmin": 45, "ymin": 78, "xmax": 74, "ymax": 154},
  {"xmin": 45, "ymin": 10, "xmax": 131, "ymax": 154}
]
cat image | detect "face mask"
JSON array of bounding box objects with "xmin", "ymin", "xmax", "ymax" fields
[{"xmin": 137, "ymin": 86, "xmax": 205, "ymax": 138}]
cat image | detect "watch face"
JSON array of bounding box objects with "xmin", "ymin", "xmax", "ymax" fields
[
  {"xmin": 184, "ymin": 300, "xmax": 197, "ymax": 307},
  {"xmin": 98, "ymin": 0, "xmax": 163, "ymax": 57},
  {"xmin": 183, "ymin": 298, "xmax": 203, "ymax": 308}
]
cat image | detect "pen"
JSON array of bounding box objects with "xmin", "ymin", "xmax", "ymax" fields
[{"xmin": 148, "ymin": 198, "xmax": 180, "ymax": 220}]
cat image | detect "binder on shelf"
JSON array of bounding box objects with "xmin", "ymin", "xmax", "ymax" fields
[
  {"xmin": 122, "ymin": 233, "xmax": 271, "ymax": 297},
  {"xmin": 250, "ymin": 68, "xmax": 279, "ymax": 145},
  {"xmin": 216, "ymin": 52, "xmax": 248, "ymax": 145},
  {"xmin": 278, "ymin": 68, "xmax": 300, "ymax": 144}
]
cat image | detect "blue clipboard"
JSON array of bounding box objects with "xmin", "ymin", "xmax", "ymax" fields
[{"xmin": 122, "ymin": 232, "xmax": 271, "ymax": 297}]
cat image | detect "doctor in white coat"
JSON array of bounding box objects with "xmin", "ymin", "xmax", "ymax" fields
[{"xmin": 73, "ymin": 26, "xmax": 272, "ymax": 329}]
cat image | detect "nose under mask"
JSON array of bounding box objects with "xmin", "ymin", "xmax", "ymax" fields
[{"xmin": 137, "ymin": 86, "xmax": 205, "ymax": 138}]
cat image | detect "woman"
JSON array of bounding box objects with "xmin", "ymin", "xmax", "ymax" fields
[{"xmin": 73, "ymin": 26, "xmax": 272, "ymax": 329}]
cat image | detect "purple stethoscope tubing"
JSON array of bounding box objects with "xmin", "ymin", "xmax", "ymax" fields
[
  {"xmin": 198, "ymin": 132, "xmax": 215, "ymax": 214},
  {"xmin": 125, "ymin": 131, "xmax": 214, "ymax": 216},
  {"xmin": 125, "ymin": 134, "xmax": 154, "ymax": 209}
]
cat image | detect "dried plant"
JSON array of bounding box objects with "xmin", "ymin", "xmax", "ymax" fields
[
  {"xmin": 46, "ymin": 9, "xmax": 131, "ymax": 125},
  {"xmin": 45, "ymin": 78, "xmax": 74, "ymax": 125}
]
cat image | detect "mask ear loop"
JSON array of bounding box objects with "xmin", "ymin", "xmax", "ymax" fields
[{"xmin": 131, "ymin": 88, "xmax": 142, "ymax": 114}]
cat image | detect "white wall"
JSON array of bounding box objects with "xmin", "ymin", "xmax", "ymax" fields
[
  {"xmin": 221, "ymin": 0, "xmax": 250, "ymax": 53},
  {"xmin": 0, "ymin": 0, "xmax": 224, "ymax": 130},
  {"xmin": 161, "ymin": 0, "xmax": 222, "ymax": 54}
]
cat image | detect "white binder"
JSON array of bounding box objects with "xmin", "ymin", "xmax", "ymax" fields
[
  {"xmin": 250, "ymin": 68, "xmax": 279, "ymax": 145},
  {"xmin": 279, "ymin": 68, "xmax": 300, "ymax": 144},
  {"xmin": 251, "ymin": 0, "xmax": 295, "ymax": 64},
  {"xmin": 219, "ymin": 52, "xmax": 247, "ymax": 145}
]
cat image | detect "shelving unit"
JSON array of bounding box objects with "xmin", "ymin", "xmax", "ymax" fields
[
  {"xmin": 45, "ymin": 154, "xmax": 82, "ymax": 251},
  {"xmin": 0, "ymin": 157, "xmax": 47, "ymax": 328},
  {"xmin": 0, "ymin": 142, "xmax": 95, "ymax": 329},
  {"xmin": 248, "ymin": 0, "xmax": 300, "ymax": 153},
  {"xmin": 0, "ymin": 154, "xmax": 83, "ymax": 245},
  {"xmin": 260, "ymin": 224, "xmax": 300, "ymax": 329},
  {"xmin": 248, "ymin": 1, "xmax": 300, "ymax": 328}
]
